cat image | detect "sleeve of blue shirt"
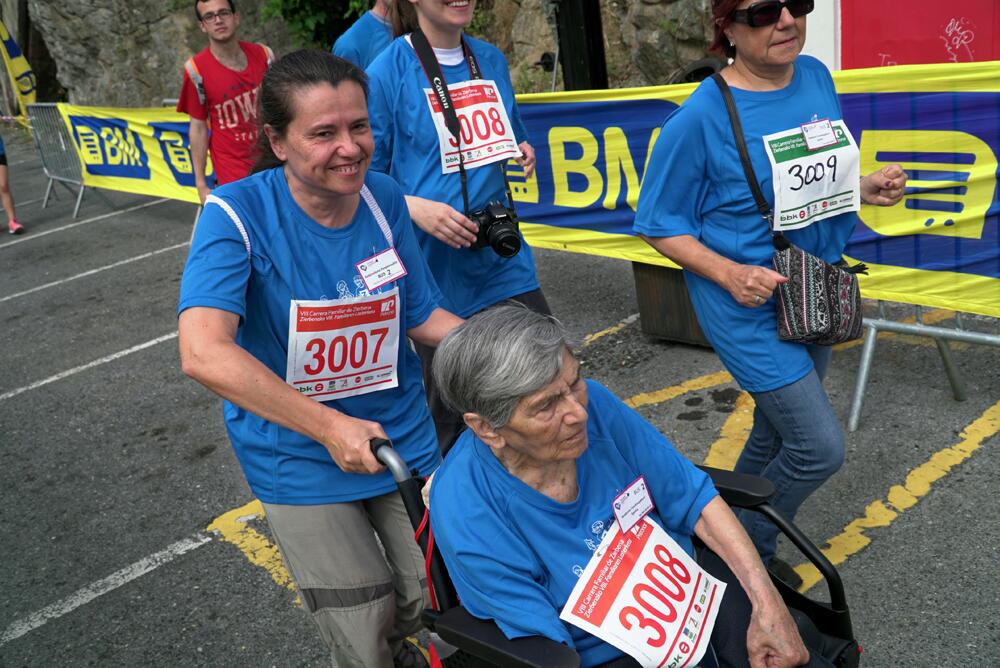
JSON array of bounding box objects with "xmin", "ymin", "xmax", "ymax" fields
[
  {"xmin": 431, "ymin": 491, "xmax": 576, "ymax": 647},
  {"xmin": 590, "ymin": 382, "xmax": 718, "ymax": 536},
  {"xmin": 632, "ymin": 103, "xmax": 711, "ymax": 240},
  {"xmin": 177, "ymin": 198, "xmax": 253, "ymax": 320},
  {"xmin": 366, "ymin": 53, "xmax": 395, "ymax": 174},
  {"xmin": 331, "ymin": 36, "xmax": 360, "ymax": 63}
]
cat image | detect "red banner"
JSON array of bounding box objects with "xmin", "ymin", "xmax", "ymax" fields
[{"xmin": 841, "ymin": 1, "xmax": 1000, "ymax": 69}]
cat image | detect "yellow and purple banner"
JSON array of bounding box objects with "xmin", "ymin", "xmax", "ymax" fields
[
  {"xmin": 56, "ymin": 61, "xmax": 1000, "ymax": 316},
  {"xmin": 57, "ymin": 104, "xmax": 213, "ymax": 204},
  {"xmin": 0, "ymin": 19, "xmax": 36, "ymax": 118}
]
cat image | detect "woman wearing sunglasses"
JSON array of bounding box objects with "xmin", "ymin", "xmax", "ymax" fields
[{"xmin": 635, "ymin": 0, "xmax": 907, "ymax": 587}]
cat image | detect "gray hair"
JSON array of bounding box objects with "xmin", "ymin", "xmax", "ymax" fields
[{"xmin": 432, "ymin": 305, "xmax": 576, "ymax": 428}]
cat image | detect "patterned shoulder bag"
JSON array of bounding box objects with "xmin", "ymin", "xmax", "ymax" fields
[{"xmin": 711, "ymin": 73, "xmax": 866, "ymax": 346}]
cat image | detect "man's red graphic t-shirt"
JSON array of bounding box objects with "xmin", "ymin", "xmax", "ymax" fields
[{"xmin": 177, "ymin": 42, "xmax": 270, "ymax": 185}]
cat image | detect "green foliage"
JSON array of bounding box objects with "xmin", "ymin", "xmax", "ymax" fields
[{"xmin": 262, "ymin": 0, "xmax": 371, "ymax": 48}]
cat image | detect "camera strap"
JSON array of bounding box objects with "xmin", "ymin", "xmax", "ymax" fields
[{"xmin": 410, "ymin": 29, "xmax": 516, "ymax": 218}]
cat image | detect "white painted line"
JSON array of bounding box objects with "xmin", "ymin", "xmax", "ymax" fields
[
  {"xmin": 0, "ymin": 242, "xmax": 190, "ymax": 304},
  {"xmin": 0, "ymin": 198, "xmax": 169, "ymax": 249},
  {"xmin": 0, "ymin": 533, "xmax": 212, "ymax": 645},
  {"xmin": 0, "ymin": 332, "xmax": 178, "ymax": 402}
]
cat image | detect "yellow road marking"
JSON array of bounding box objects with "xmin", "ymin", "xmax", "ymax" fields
[
  {"xmin": 703, "ymin": 392, "xmax": 754, "ymax": 471},
  {"xmin": 625, "ymin": 370, "xmax": 733, "ymax": 409},
  {"xmin": 794, "ymin": 399, "xmax": 1000, "ymax": 592},
  {"xmin": 206, "ymin": 500, "xmax": 295, "ymax": 591},
  {"xmin": 583, "ymin": 313, "xmax": 639, "ymax": 346}
]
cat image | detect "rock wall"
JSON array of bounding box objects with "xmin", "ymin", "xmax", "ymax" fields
[
  {"xmin": 26, "ymin": 0, "xmax": 713, "ymax": 105},
  {"xmin": 474, "ymin": 0, "xmax": 715, "ymax": 93},
  {"xmin": 27, "ymin": 1, "xmax": 295, "ymax": 106}
]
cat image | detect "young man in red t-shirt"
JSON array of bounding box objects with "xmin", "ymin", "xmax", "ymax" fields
[{"xmin": 177, "ymin": 0, "xmax": 273, "ymax": 203}]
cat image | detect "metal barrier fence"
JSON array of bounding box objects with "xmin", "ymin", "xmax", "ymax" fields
[
  {"xmin": 848, "ymin": 304, "xmax": 1000, "ymax": 431},
  {"xmin": 26, "ymin": 103, "xmax": 112, "ymax": 219}
]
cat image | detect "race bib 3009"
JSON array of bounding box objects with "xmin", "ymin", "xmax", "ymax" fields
[{"xmin": 764, "ymin": 119, "xmax": 861, "ymax": 232}]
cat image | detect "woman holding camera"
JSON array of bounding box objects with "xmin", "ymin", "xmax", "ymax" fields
[{"xmin": 365, "ymin": 0, "xmax": 549, "ymax": 452}]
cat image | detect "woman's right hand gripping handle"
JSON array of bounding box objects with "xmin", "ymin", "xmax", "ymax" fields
[{"xmin": 320, "ymin": 411, "xmax": 387, "ymax": 474}]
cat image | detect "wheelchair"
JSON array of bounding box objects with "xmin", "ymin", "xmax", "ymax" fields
[{"xmin": 372, "ymin": 440, "xmax": 861, "ymax": 668}]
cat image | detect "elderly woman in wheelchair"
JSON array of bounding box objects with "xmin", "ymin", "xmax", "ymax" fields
[{"xmin": 425, "ymin": 305, "xmax": 838, "ymax": 668}]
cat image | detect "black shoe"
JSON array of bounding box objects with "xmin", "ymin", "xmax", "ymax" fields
[
  {"xmin": 393, "ymin": 638, "xmax": 429, "ymax": 668},
  {"xmin": 769, "ymin": 556, "xmax": 804, "ymax": 589}
]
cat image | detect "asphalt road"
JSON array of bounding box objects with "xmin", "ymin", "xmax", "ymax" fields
[{"xmin": 1, "ymin": 128, "xmax": 998, "ymax": 667}]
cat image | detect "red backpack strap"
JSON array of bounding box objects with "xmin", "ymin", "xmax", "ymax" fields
[
  {"xmin": 258, "ymin": 42, "xmax": 275, "ymax": 65},
  {"xmin": 414, "ymin": 510, "xmax": 439, "ymax": 610},
  {"xmin": 184, "ymin": 56, "xmax": 206, "ymax": 106}
]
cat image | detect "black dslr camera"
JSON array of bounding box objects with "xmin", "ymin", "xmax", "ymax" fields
[{"xmin": 469, "ymin": 201, "xmax": 521, "ymax": 258}]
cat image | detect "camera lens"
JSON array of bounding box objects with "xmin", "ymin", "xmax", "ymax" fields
[{"xmin": 488, "ymin": 223, "xmax": 521, "ymax": 257}]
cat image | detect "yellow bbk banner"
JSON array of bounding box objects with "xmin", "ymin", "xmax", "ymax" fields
[
  {"xmin": 57, "ymin": 104, "xmax": 214, "ymax": 204},
  {"xmin": 57, "ymin": 61, "xmax": 1000, "ymax": 316},
  {"xmin": 0, "ymin": 19, "xmax": 36, "ymax": 116}
]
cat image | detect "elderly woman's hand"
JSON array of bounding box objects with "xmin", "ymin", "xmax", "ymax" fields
[
  {"xmin": 320, "ymin": 411, "xmax": 388, "ymax": 474},
  {"xmin": 746, "ymin": 597, "xmax": 810, "ymax": 668},
  {"xmin": 861, "ymin": 164, "xmax": 907, "ymax": 206},
  {"xmin": 723, "ymin": 263, "xmax": 789, "ymax": 308}
]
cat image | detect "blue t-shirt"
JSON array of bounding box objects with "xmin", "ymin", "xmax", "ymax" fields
[
  {"xmin": 332, "ymin": 10, "xmax": 393, "ymax": 69},
  {"xmin": 634, "ymin": 56, "xmax": 855, "ymax": 393},
  {"xmin": 430, "ymin": 380, "xmax": 718, "ymax": 668},
  {"xmin": 178, "ymin": 168, "xmax": 442, "ymax": 504},
  {"xmin": 366, "ymin": 35, "xmax": 540, "ymax": 317}
]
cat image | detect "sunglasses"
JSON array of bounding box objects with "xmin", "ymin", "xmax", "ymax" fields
[{"xmin": 730, "ymin": 0, "xmax": 814, "ymax": 27}]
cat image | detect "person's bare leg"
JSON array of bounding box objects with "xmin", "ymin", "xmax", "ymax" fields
[{"xmin": 0, "ymin": 164, "xmax": 23, "ymax": 234}]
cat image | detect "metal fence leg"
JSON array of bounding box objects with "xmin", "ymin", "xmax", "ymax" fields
[
  {"xmin": 42, "ymin": 178, "xmax": 54, "ymax": 208},
  {"xmin": 72, "ymin": 185, "xmax": 86, "ymax": 219},
  {"xmin": 933, "ymin": 338, "xmax": 967, "ymax": 401},
  {"xmin": 848, "ymin": 323, "xmax": 880, "ymax": 432}
]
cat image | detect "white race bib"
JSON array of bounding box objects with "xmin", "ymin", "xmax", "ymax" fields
[
  {"xmin": 424, "ymin": 79, "xmax": 521, "ymax": 175},
  {"xmin": 285, "ymin": 288, "xmax": 400, "ymax": 401},
  {"xmin": 763, "ymin": 119, "xmax": 861, "ymax": 232},
  {"xmin": 560, "ymin": 518, "xmax": 725, "ymax": 668}
]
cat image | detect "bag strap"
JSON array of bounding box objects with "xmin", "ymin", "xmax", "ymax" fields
[
  {"xmin": 184, "ymin": 57, "xmax": 206, "ymax": 107},
  {"xmin": 359, "ymin": 184, "xmax": 394, "ymax": 247},
  {"xmin": 710, "ymin": 73, "xmax": 787, "ymax": 249},
  {"xmin": 258, "ymin": 43, "xmax": 275, "ymax": 65}
]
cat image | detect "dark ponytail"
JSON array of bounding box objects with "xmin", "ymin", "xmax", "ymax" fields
[
  {"xmin": 251, "ymin": 50, "xmax": 368, "ymax": 174},
  {"xmin": 389, "ymin": 0, "xmax": 420, "ymax": 38}
]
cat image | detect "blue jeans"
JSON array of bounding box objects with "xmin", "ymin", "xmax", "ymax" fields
[{"xmin": 734, "ymin": 345, "xmax": 845, "ymax": 563}]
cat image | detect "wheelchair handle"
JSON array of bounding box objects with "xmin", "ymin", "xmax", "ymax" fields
[{"xmin": 370, "ymin": 438, "xmax": 412, "ymax": 483}]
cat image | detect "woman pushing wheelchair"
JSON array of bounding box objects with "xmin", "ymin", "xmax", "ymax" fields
[{"xmin": 428, "ymin": 305, "xmax": 831, "ymax": 667}]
